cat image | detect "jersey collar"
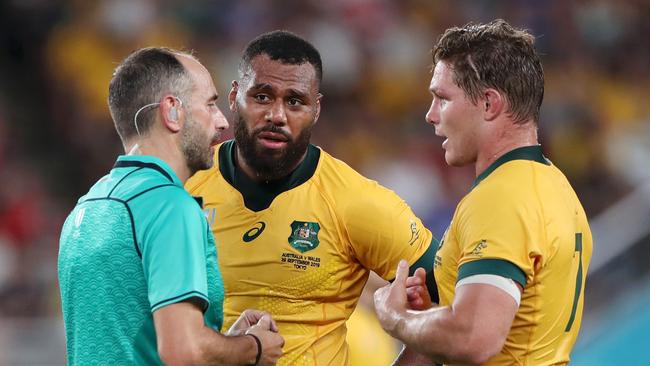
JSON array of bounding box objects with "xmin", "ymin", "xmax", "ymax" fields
[
  {"xmin": 114, "ymin": 155, "xmax": 183, "ymax": 187},
  {"xmin": 473, "ymin": 145, "xmax": 550, "ymax": 189},
  {"xmin": 218, "ymin": 140, "xmax": 321, "ymax": 211}
]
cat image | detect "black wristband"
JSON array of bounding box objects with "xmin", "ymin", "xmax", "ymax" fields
[{"xmin": 245, "ymin": 333, "xmax": 262, "ymax": 365}]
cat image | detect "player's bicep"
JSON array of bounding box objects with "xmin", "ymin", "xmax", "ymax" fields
[
  {"xmin": 456, "ymin": 187, "xmax": 542, "ymax": 283},
  {"xmin": 452, "ymin": 280, "xmax": 519, "ymax": 352}
]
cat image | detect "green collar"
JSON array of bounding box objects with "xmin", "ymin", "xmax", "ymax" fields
[
  {"xmin": 114, "ymin": 155, "xmax": 183, "ymax": 187},
  {"xmin": 473, "ymin": 145, "xmax": 550, "ymax": 188},
  {"xmin": 219, "ymin": 140, "xmax": 321, "ymax": 211}
]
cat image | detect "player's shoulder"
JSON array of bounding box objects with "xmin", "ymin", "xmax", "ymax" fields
[
  {"xmin": 460, "ymin": 159, "xmax": 550, "ymax": 220},
  {"xmin": 315, "ymin": 148, "xmax": 403, "ymax": 205},
  {"xmin": 472, "ymin": 159, "xmax": 544, "ymax": 197},
  {"xmin": 316, "ymin": 148, "xmax": 381, "ymax": 191}
]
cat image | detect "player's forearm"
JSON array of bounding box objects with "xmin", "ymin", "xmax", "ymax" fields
[{"xmin": 394, "ymin": 306, "xmax": 487, "ymax": 365}]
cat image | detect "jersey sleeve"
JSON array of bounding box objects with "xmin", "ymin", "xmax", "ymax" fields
[
  {"xmin": 131, "ymin": 186, "xmax": 211, "ymax": 312},
  {"xmin": 455, "ymin": 184, "xmax": 544, "ymax": 287},
  {"xmin": 342, "ymin": 181, "xmax": 435, "ymax": 281}
]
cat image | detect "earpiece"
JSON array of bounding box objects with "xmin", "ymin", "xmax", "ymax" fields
[{"xmin": 169, "ymin": 107, "xmax": 178, "ymax": 121}]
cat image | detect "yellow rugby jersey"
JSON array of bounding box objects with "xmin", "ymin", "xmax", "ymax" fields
[
  {"xmin": 187, "ymin": 140, "xmax": 435, "ymax": 366},
  {"xmin": 434, "ymin": 145, "xmax": 593, "ymax": 366}
]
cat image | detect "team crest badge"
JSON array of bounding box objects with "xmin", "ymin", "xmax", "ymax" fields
[{"xmin": 288, "ymin": 221, "xmax": 320, "ymax": 253}]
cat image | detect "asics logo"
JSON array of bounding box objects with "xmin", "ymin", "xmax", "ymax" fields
[{"xmin": 242, "ymin": 221, "xmax": 266, "ymax": 242}]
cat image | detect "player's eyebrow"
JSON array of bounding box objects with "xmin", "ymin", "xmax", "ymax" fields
[
  {"xmin": 207, "ymin": 93, "xmax": 219, "ymax": 102},
  {"xmin": 430, "ymin": 86, "xmax": 442, "ymax": 96},
  {"xmin": 250, "ymin": 83, "xmax": 275, "ymax": 92},
  {"xmin": 286, "ymin": 88, "xmax": 308, "ymax": 99}
]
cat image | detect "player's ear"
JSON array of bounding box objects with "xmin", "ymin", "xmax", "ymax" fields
[
  {"xmin": 313, "ymin": 93, "xmax": 323, "ymax": 125},
  {"xmin": 229, "ymin": 80, "xmax": 239, "ymax": 112},
  {"xmin": 483, "ymin": 88, "xmax": 504, "ymax": 121}
]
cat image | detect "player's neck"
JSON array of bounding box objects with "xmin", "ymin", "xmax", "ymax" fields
[{"xmin": 475, "ymin": 120, "xmax": 538, "ymax": 178}]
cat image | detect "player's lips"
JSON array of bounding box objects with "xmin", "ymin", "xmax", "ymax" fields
[
  {"xmin": 434, "ymin": 128, "xmax": 448, "ymax": 149},
  {"xmin": 257, "ymin": 131, "xmax": 289, "ymax": 149}
]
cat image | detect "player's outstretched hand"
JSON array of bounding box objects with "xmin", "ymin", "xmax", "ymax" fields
[
  {"xmin": 246, "ymin": 315, "xmax": 285, "ymax": 366},
  {"xmin": 373, "ymin": 259, "xmax": 409, "ymax": 337},
  {"xmin": 406, "ymin": 267, "xmax": 433, "ymax": 310},
  {"xmin": 227, "ymin": 309, "xmax": 278, "ymax": 336}
]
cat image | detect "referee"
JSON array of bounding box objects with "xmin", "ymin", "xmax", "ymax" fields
[{"xmin": 58, "ymin": 47, "xmax": 283, "ymax": 365}]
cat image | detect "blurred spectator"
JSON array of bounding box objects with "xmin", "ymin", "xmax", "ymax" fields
[{"xmin": 0, "ymin": 0, "xmax": 647, "ymax": 364}]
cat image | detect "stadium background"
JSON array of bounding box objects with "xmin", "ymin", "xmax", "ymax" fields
[{"xmin": 0, "ymin": 0, "xmax": 648, "ymax": 364}]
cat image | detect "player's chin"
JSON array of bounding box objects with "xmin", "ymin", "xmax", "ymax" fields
[{"xmin": 444, "ymin": 151, "xmax": 459, "ymax": 167}]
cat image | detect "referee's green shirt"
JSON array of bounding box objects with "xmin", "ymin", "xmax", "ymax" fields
[{"xmin": 58, "ymin": 155, "xmax": 224, "ymax": 365}]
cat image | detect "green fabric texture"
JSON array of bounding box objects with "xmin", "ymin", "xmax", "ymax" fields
[{"xmin": 59, "ymin": 155, "xmax": 224, "ymax": 365}]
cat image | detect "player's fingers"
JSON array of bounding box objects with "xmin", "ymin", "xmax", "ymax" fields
[
  {"xmin": 415, "ymin": 267, "xmax": 427, "ymax": 282},
  {"xmin": 406, "ymin": 275, "xmax": 423, "ymax": 287},
  {"xmin": 270, "ymin": 317, "xmax": 279, "ymax": 333},
  {"xmin": 244, "ymin": 309, "xmax": 266, "ymax": 322},
  {"xmin": 406, "ymin": 290, "xmax": 416, "ymax": 301},
  {"xmin": 393, "ymin": 259, "xmax": 409, "ymax": 286},
  {"xmin": 409, "ymin": 298, "xmax": 423, "ymax": 309}
]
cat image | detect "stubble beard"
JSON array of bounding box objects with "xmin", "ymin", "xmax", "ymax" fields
[{"xmin": 181, "ymin": 112, "xmax": 216, "ymax": 176}]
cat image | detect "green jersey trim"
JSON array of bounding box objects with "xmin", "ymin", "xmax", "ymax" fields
[
  {"xmin": 151, "ymin": 290, "xmax": 209, "ymax": 313},
  {"xmin": 218, "ymin": 140, "xmax": 321, "ymax": 211},
  {"xmin": 408, "ymin": 237, "xmax": 440, "ymax": 303},
  {"xmin": 473, "ymin": 145, "xmax": 550, "ymax": 189},
  {"xmin": 115, "ymin": 155, "xmax": 183, "ymax": 187},
  {"xmin": 458, "ymin": 259, "xmax": 527, "ymax": 288}
]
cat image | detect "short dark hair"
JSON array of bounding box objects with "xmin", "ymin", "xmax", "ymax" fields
[
  {"xmin": 239, "ymin": 30, "xmax": 323, "ymax": 86},
  {"xmin": 432, "ymin": 19, "xmax": 544, "ymax": 124},
  {"xmin": 108, "ymin": 47, "xmax": 194, "ymax": 142}
]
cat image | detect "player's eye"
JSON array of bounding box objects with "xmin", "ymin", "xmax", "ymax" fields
[
  {"xmin": 254, "ymin": 94, "xmax": 271, "ymax": 103},
  {"xmin": 288, "ymin": 98, "xmax": 304, "ymax": 106}
]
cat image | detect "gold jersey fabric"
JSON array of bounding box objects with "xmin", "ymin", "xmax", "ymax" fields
[
  {"xmin": 434, "ymin": 146, "xmax": 593, "ymax": 366},
  {"xmin": 187, "ymin": 141, "xmax": 435, "ymax": 365}
]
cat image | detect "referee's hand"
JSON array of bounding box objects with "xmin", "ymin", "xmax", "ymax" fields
[
  {"xmin": 246, "ymin": 315, "xmax": 285, "ymax": 366},
  {"xmin": 227, "ymin": 309, "xmax": 279, "ymax": 336}
]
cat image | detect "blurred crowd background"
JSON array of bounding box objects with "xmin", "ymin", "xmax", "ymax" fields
[{"xmin": 0, "ymin": 0, "xmax": 648, "ymax": 365}]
